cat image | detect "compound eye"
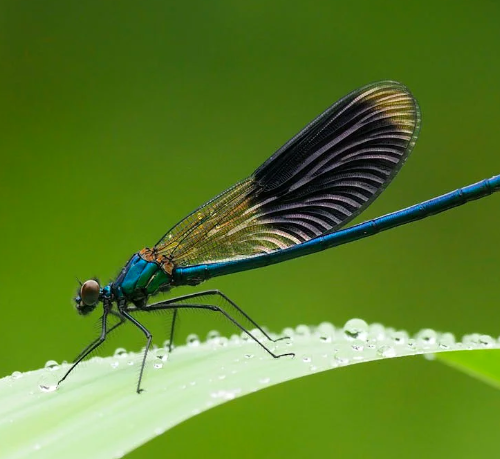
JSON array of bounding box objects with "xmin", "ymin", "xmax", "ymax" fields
[{"xmin": 80, "ymin": 279, "xmax": 100, "ymax": 306}]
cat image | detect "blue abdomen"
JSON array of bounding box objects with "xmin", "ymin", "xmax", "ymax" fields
[{"xmin": 114, "ymin": 253, "xmax": 171, "ymax": 302}]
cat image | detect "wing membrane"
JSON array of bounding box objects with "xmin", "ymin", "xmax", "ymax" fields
[{"xmin": 144, "ymin": 81, "xmax": 420, "ymax": 271}]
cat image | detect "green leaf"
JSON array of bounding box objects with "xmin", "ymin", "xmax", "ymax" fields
[
  {"xmin": 436, "ymin": 347, "xmax": 500, "ymax": 390},
  {"xmin": 1, "ymin": 319, "xmax": 498, "ymax": 459}
]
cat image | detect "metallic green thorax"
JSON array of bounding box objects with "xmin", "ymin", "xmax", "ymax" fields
[{"xmin": 114, "ymin": 254, "xmax": 171, "ymax": 303}]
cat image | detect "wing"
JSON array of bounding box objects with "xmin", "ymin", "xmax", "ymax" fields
[{"xmin": 141, "ymin": 81, "xmax": 420, "ymax": 272}]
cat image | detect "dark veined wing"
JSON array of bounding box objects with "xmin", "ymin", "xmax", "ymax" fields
[{"xmin": 141, "ymin": 81, "xmax": 420, "ymax": 272}]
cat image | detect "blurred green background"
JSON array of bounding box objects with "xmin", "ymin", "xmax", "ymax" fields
[{"xmin": 2, "ymin": 1, "xmax": 500, "ymax": 457}]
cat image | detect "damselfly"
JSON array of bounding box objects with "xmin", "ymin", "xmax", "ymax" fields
[{"xmin": 59, "ymin": 81, "xmax": 500, "ymax": 393}]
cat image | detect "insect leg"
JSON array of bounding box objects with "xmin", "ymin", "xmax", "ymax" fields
[
  {"xmin": 126, "ymin": 302, "xmax": 294, "ymax": 360},
  {"xmin": 118, "ymin": 308, "xmax": 153, "ymax": 394},
  {"xmin": 147, "ymin": 290, "xmax": 288, "ymax": 343},
  {"xmin": 72, "ymin": 310, "xmax": 125, "ymax": 362},
  {"xmin": 58, "ymin": 309, "xmax": 109, "ymax": 388},
  {"xmin": 167, "ymin": 308, "xmax": 178, "ymax": 354}
]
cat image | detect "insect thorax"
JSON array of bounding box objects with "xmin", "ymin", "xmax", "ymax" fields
[{"xmin": 114, "ymin": 252, "xmax": 172, "ymax": 303}]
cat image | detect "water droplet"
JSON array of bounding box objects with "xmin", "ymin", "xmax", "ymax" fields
[
  {"xmin": 368, "ymin": 323, "xmax": 386, "ymax": 341},
  {"xmin": 39, "ymin": 384, "xmax": 58, "ymax": 393},
  {"xmin": 127, "ymin": 360, "xmax": 134, "ymax": 366},
  {"xmin": 154, "ymin": 362, "xmax": 163, "ymax": 369},
  {"xmin": 309, "ymin": 365, "xmax": 318, "ymax": 372},
  {"xmin": 416, "ymin": 329, "xmax": 437, "ymax": 347},
  {"xmin": 344, "ymin": 318, "xmax": 368, "ymax": 341},
  {"xmin": 207, "ymin": 330, "xmax": 221, "ymax": 341},
  {"xmin": 259, "ymin": 377, "xmax": 270, "ymax": 384},
  {"xmin": 162, "ymin": 339, "xmax": 173, "ymax": 350},
  {"xmin": 282, "ymin": 327, "xmax": 295, "ymax": 338},
  {"xmin": 334, "ymin": 353, "xmax": 350, "ymax": 365},
  {"xmin": 479, "ymin": 334, "xmax": 495, "ymax": 347},
  {"xmin": 11, "ymin": 371, "xmax": 22, "ymax": 380},
  {"xmin": 113, "ymin": 347, "xmax": 127, "ymax": 358},
  {"xmin": 156, "ymin": 354, "xmax": 168, "ymax": 362},
  {"xmin": 317, "ymin": 322, "xmax": 335, "ymax": 335},
  {"xmin": 218, "ymin": 374, "xmax": 226, "ymax": 380},
  {"xmin": 295, "ymin": 324, "xmax": 311, "ymax": 336},
  {"xmin": 377, "ymin": 345, "xmax": 396, "ymax": 358},
  {"xmin": 462, "ymin": 334, "xmax": 480, "ymax": 346},
  {"xmin": 407, "ymin": 339, "xmax": 417, "ymax": 349},
  {"xmin": 391, "ymin": 331, "xmax": 408, "ymax": 345},
  {"xmin": 44, "ymin": 360, "xmax": 60, "ymax": 371},
  {"xmin": 110, "ymin": 361, "xmax": 119, "ymax": 369},
  {"xmin": 230, "ymin": 334, "xmax": 241, "ymax": 344},
  {"xmin": 319, "ymin": 336, "xmax": 332, "ymax": 343},
  {"xmin": 154, "ymin": 427, "xmax": 164, "ymax": 436},
  {"xmin": 438, "ymin": 332, "xmax": 456, "ymax": 349},
  {"xmin": 248, "ymin": 328, "xmax": 266, "ymax": 342},
  {"xmin": 218, "ymin": 337, "xmax": 229, "ymax": 347},
  {"xmin": 351, "ymin": 341, "xmax": 364, "ymax": 352},
  {"xmin": 210, "ymin": 388, "xmax": 241, "ymax": 400},
  {"xmin": 302, "ymin": 356, "xmax": 312, "ymax": 363},
  {"xmin": 244, "ymin": 353, "xmax": 254, "ymax": 359},
  {"xmin": 187, "ymin": 333, "xmax": 200, "ymax": 347}
]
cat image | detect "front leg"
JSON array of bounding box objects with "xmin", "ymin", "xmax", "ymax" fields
[
  {"xmin": 58, "ymin": 308, "xmax": 110, "ymax": 389},
  {"xmin": 72, "ymin": 310, "xmax": 125, "ymax": 363}
]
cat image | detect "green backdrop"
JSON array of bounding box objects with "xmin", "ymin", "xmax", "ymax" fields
[{"xmin": 2, "ymin": 1, "xmax": 500, "ymax": 458}]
